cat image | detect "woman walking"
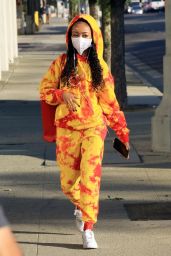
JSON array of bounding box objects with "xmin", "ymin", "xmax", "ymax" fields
[{"xmin": 40, "ymin": 14, "xmax": 130, "ymax": 249}]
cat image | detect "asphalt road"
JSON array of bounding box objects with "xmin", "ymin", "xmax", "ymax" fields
[{"xmin": 125, "ymin": 12, "xmax": 165, "ymax": 74}]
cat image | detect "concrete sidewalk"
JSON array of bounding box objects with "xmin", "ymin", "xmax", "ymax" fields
[{"xmin": 0, "ymin": 17, "xmax": 171, "ymax": 256}]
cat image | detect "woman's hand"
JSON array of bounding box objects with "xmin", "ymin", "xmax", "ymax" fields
[
  {"xmin": 124, "ymin": 142, "xmax": 130, "ymax": 151},
  {"xmin": 124, "ymin": 142, "xmax": 130, "ymax": 159},
  {"xmin": 62, "ymin": 92, "xmax": 80, "ymax": 112}
]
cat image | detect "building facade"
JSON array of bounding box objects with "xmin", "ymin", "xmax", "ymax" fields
[{"xmin": 0, "ymin": 0, "xmax": 18, "ymax": 80}]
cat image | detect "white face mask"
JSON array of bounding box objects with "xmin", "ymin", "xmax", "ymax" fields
[{"xmin": 71, "ymin": 37, "xmax": 92, "ymax": 55}]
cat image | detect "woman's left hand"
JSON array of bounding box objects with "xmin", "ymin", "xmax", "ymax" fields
[
  {"xmin": 124, "ymin": 142, "xmax": 130, "ymax": 151},
  {"xmin": 124, "ymin": 142, "xmax": 130, "ymax": 159}
]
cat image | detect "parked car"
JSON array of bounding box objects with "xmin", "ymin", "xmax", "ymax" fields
[
  {"xmin": 143, "ymin": 0, "xmax": 165, "ymax": 12},
  {"xmin": 127, "ymin": 2, "xmax": 142, "ymax": 14},
  {"xmin": 131, "ymin": 5, "xmax": 143, "ymax": 14},
  {"xmin": 127, "ymin": 5, "xmax": 132, "ymax": 14}
]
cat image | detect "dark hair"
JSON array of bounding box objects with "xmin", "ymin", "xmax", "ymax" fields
[{"xmin": 61, "ymin": 19, "xmax": 103, "ymax": 90}]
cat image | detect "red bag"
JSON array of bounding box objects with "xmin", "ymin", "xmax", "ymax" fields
[
  {"xmin": 40, "ymin": 101, "xmax": 56, "ymax": 142},
  {"xmin": 40, "ymin": 54, "xmax": 66, "ymax": 143}
]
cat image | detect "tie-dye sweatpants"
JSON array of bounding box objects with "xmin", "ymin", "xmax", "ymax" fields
[{"xmin": 56, "ymin": 125, "xmax": 107, "ymax": 224}]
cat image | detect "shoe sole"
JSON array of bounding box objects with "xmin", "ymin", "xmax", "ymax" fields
[{"xmin": 83, "ymin": 245, "xmax": 98, "ymax": 249}]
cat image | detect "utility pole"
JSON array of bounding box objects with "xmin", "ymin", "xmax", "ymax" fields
[{"xmin": 152, "ymin": 1, "xmax": 171, "ymax": 152}]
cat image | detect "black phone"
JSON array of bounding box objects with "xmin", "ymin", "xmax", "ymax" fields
[{"xmin": 113, "ymin": 138, "xmax": 129, "ymax": 159}]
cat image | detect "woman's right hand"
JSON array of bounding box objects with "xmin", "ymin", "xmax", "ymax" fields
[{"xmin": 62, "ymin": 92, "xmax": 80, "ymax": 112}]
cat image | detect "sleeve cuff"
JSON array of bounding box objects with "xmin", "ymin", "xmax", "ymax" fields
[
  {"xmin": 119, "ymin": 134, "xmax": 129, "ymax": 144},
  {"xmin": 116, "ymin": 128, "xmax": 130, "ymax": 143},
  {"xmin": 55, "ymin": 89, "xmax": 65, "ymax": 103}
]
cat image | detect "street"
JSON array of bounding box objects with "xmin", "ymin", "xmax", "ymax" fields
[
  {"xmin": 125, "ymin": 12, "xmax": 165, "ymax": 74},
  {"xmin": 125, "ymin": 12, "xmax": 165, "ymax": 92}
]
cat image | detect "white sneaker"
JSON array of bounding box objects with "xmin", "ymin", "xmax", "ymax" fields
[
  {"xmin": 74, "ymin": 209, "xmax": 84, "ymax": 232},
  {"xmin": 82, "ymin": 229, "xmax": 98, "ymax": 249}
]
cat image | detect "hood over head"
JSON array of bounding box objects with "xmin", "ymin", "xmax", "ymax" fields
[{"xmin": 66, "ymin": 14, "xmax": 104, "ymax": 59}]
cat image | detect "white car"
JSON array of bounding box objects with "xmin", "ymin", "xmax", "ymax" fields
[
  {"xmin": 143, "ymin": 0, "xmax": 165, "ymax": 12},
  {"xmin": 127, "ymin": 6, "xmax": 132, "ymax": 13},
  {"xmin": 131, "ymin": 6, "xmax": 143, "ymax": 14},
  {"xmin": 151, "ymin": 0, "xmax": 164, "ymax": 10}
]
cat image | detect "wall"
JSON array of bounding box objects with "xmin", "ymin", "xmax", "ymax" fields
[{"xmin": 0, "ymin": 0, "xmax": 18, "ymax": 81}]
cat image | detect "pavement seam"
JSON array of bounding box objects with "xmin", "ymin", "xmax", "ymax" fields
[{"xmin": 144, "ymin": 169, "xmax": 161, "ymax": 202}]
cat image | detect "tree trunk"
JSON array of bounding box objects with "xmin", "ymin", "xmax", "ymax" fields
[
  {"xmin": 88, "ymin": 0, "xmax": 99, "ymax": 21},
  {"xmin": 100, "ymin": 0, "xmax": 111, "ymax": 68},
  {"xmin": 69, "ymin": 0, "xmax": 79, "ymax": 21},
  {"xmin": 111, "ymin": 0, "xmax": 127, "ymax": 109}
]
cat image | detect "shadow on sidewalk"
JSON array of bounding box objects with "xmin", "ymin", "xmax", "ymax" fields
[
  {"xmin": 19, "ymin": 241, "xmax": 83, "ymax": 250},
  {"xmin": 18, "ymin": 43, "xmax": 66, "ymax": 52},
  {"xmin": 14, "ymin": 230, "xmax": 74, "ymax": 235},
  {"xmin": 1, "ymin": 195, "xmax": 171, "ymax": 228},
  {"xmin": 37, "ymin": 25, "xmax": 67, "ymax": 35},
  {"xmin": 0, "ymin": 99, "xmax": 171, "ymax": 168}
]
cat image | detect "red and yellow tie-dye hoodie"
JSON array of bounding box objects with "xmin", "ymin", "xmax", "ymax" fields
[{"xmin": 40, "ymin": 14, "xmax": 129, "ymax": 143}]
